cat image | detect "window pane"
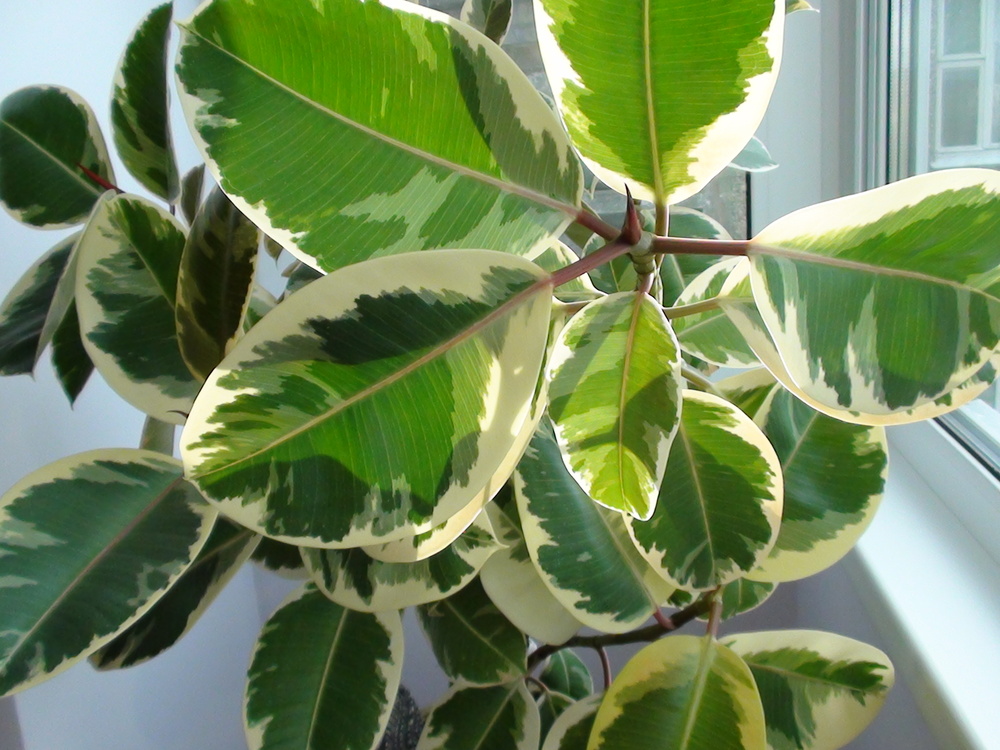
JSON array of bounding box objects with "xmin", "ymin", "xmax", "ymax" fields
[
  {"xmin": 939, "ymin": 66, "xmax": 981, "ymax": 146},
  {"xmin": 942, "ymin": 0, "xmax": 982, "ymax": 55}
]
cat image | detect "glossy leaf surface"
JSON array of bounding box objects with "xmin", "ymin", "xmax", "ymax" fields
[
  {"xmin": 461, "ymin": 0, "xmax": 513, "ymax": 44},
  {"xmin": 176, "ymin": 0, "xmax": 582, "ymax": 271},
  {"xmin": 418, "ymin": 681, "xmax": 540, "ymax": 750},
  {"xmin": 542, "ymin": 695, "xmax": 600, "ymax": 750},
  {"xmin": 540, "ymin": 650, "xmax": 593, "ymax": 700}
]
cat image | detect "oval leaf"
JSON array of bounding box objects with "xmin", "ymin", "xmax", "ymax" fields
[
  {"xmin": 51, "ymin": 301, "xmax": 95, "ymax": 403},
  {"xmin": 542, "ymin": 694, "xmax": 601, "ymax": 750},
  {"xmin": 176, "ymin": 185, "xmax": 259, "ymax": 380},
  {"xmin": 244, "ymin": 584, "xmax": 403, "ymax": 750},
  {"xmin": 75, "ymin": 193, "xmax": 201, "ymax": 423},
  {"xmin": 176, "ymin": 0, "xmax": 582, "ymax": 271},
  {"xmin": 0, "ymin": 449, "xmax": 215, "ymax": 697},
  {"xmin": 748, "ymin": 169, "xmax": 1000, "ymax": 423},
  {"xmin": 540, "ymin": 649, "xmax": 593, "ymax": 700},
  {"xmin": 181, "ymin": 250, "xmax": 552, "ymax": 548},
  {"xmin": 418, "ymin": 681, "xmax": 540, "ymax": 750},
  {"xmin": 747, "ymin": 388, "xmax": 887, "ymax": 583},
  {"xmin": 534, "ymin": 0, "xmax": 784, "ymax": 205},
  {"xmin": 111, "ymin": 2, "xmax": 180, "ymax": 200},
  {"xmin": 588, "ymin": 635, "xmax": 767, "ymax": 750},
  {"xmin": 729, "ymin": 136, "xmax": 778, "ymax": 173},
  {"xmin": 723, "ymin": 630, "xmax": 894, "ymax": 750},
  {"xmin": 417, "ymin": 578, "xmax": 527, "ymax": 686},
  {"xmin": 515, "ymin": 420, "xmax": 675, "ymax": 634},
  {"xmin": 251, "ymin": 537, "xmax": 307, "ymax": 578},
  {"xmin": 628, "ymin": 390, "xmax": 783, "ymax": 591},
  {"xmin": 546, "ymin": 291, "xmax": 683, "ymax": 519},
  {"xmin": 461, "ymin": 0, "xmax": 513, "ymax": 44},
  {"xmin": 0, "ymin": 86, "xmax": 114, "ymax": 228}
]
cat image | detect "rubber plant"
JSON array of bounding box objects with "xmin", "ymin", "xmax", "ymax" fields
[{"xmin": 0, "ymin": 0, "xmax": 996, "ymax": 748}]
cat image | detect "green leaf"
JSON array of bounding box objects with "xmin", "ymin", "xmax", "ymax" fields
[
  {"xmin": 723, "ymin": 630, "xmax": 893, "ymax": 750},
  {"xmin": 181, "ymin": 250, "xmax": 552, "ymax": 548},
  {"xmin": 461, "ymin": 0, "xmax": 513, "ymax": 44},
  {"xmin": 538, "ymin": 691, "xmax": 576, "ymax": 741},
  {"xmin": 179, "ymin": 163, "xmax": 206, "ymax": 226},
  {"xmin": 251, "ymin": 537, "xmax": 307, "ymax": 578},
  {"xmin": 627, "ymin": 390, "xmax": 782, "ymax": 591},
  {"xmin": 540, "ymin": 650, "xmax": 593, "ymax": 700},
  {"xmin": 244, "ymin": 584, "xmax": 403, "ymax": 750},
  {"xmin": 90, "ymin": 518, "xmax": 258, "ymax": 669},
  {"xmin": 51, "ymin": 301, "xmax": 95, "ymax": 403},
  {"xmin": 515, "ymin": 420, "xmax": 675, "ymax": 634},
  {"xmin": 747, "ymin": 388, "xmax": 887, "ymax": 583},
  {"xmin": 0, "ymin": 234, "xmax": 78, "ymax": 375},
  {"xmin": 302, "ymin": 512, "xmax": 501, "ymax": 612},
  {"xmin": 717, "ymin": 578, "xmax": 776, "ymax": 620},
  {"xmin": 75, "ymin": 193, "xmax": 201, "ymax": 422},
  {"xmin": 748, "ymin": 169, "xmax": 1000, "ymax": 423},
  {"xmin": 542, "ymin": 694, "xmax": 600, "ymax": 750},
  {"xmin": 730, "ymin": 136, "xmax": 778, "ymax": 173},
  {"xmin": 535, "ymin": 0, "xmax": 784, "ymax": 205},
  {"xmin": 546, "ymin": 292, "xmax": 683, "ymax": 519},
  {"xmin": 479, "ymin": 502, "xmax": 583, "ymax": 646},
  {"xmin": 672, "ymin": 257, "xmax": 759, "ymax": 368},
  {"xmin": 418, "ymin": 578, "xmax": 527, "ymax": 686},
  {"xmin": 0, "ymin": 449, "xmax": 216, "ymax": 697},
  {"xmin": 717, "ymin": 368, "xmax": 779, "ymax": 419},
  {"xmin": 176, "ymin": 186, "xmax": 259, "ymax": 380},
  {"xmin": 176, "ymin": 0, "xmax": 582, "ymax": 271},
  {"xmin": 588, "ymin": 636, "xmax": 767, "ymax": 750},
  {"xmin": 786, "ymin": 0, "xmax": 817, "ymax": 14},
  {"xmin": 0, "ymin": 86, "xmax": 115, "ymax": 228},
  {"xmin": 111, "ymin": 2, "xmax": 179, "ymax": 200},
  {"xmin": 418, "ymin": 681, "xmax": 540, "ymax": 750},
  {"xmin": 527, "ymin": 241, "xmax": 603, "ymax": 304}
]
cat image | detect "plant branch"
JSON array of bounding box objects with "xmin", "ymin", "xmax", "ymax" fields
[
  {"xmin": 550, "ymin": 238, "xmax": 632, "ymax": 287},
  {"xmin": 706, "ymin": 590, "xmax": 723, "ymax": 638},
  {"xmin": 77, "ymin": 163, "xmax": 123, "ymax": 194},
  {"xmin": 652, "ymin": 235, "xmax": 749, "ymax": 257},
  {"xmin": 573, "ymin": 207, "xmax": 620, "ymax": 241},
  {"xmin": 681, "ymin": 366, "xmax": 725, "ymax": 398},
  {"xmin": 663, "ymin": 298, "xmax": 721, "ymax": 319},
  {"xmin": 597, "ymin": 647, "xmax": 612, "ymax": 691}
]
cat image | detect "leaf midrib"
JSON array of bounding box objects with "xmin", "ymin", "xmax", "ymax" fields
[
  {"xmin": 0, "ymin": 119, "xmax": 103, "ymax": 197},
  {"xmin": 744, "ymin": 658, "xmax": 887, "ymax": 695},
  {"xmin": 436, "ymin": 598, "xmax": 524, "ymax": 680},
  {"xmin": 178, "ymin": 21, "xmax": 578, "ymax": 218}
]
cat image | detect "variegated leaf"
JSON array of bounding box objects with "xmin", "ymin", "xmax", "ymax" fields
[
  {"xmin": 723, "ymin": 630, "xmax": 893, "ymax": 750},
  {"xmin": 75, "ymin": 193, "xmax": 201, "ymax": 423},
  {"xmin": 542, "ymin": 694, "xmax": 600, "ymax": 750},
  {"xmin": 417, "ymin": 578, "xmax": 527, "ymax": 686},
  {"xmin": 90, "ymin": 517, "xmax": 258, "ymax": 669},
  {"xmin": 0, "ymin": 450, "xmax": 216, "ymax": 697},
  {"xmin": 672, "ymin": 257, "xmax": 759, "ymax": 368},
  {"xmin": 748, "ymin": 169, "xmax": 1000, "ymax": 423},
  {"xmin": 540, "ymin": 649, "xmax": 593, "ymax": 700},
  {"xmin": 51, "ymin": 301, "xmax": 94, "ymax": 403},
  {"xmin": 418, "ymin": 681, "xmax": 540, "ymax": 750},
  {"xmin": 538, "ymin": 691, "xmax": 576, "ymax": 741},
  {"xmin": 527, "ymin": 241, "xmax": 603, "ymax": 304},
  {"xmin": 546, "ymin": 292, "xmax": 683, "ymax": 519},
  {"xmin": 0, "ymin": 86, "xmax": 114, "ymax": 228},
  {"xmin": 730, "ymin": 136, "xmax": 778, "ymax": 173},
  {"xmin": 180, "ymin": 163, "xmax": 206, "ymax": 226},
  {"xmin": 461, "ymin": 0, "xmax": 513, "ymax": 44},
  {"xmin": 176, "ymin": 0, "xmax": 582, "ymax": 272},
  {"xmin": 244, "ymin": 584, "xmax": 403, "ymax": 750},
  {"xmin": 0, "ymin": 234, "xmax": 77, "ymax": 375},
  {"xmin": 747, "ymin": 388, "xmax": 887, "ymax": 583},
  {"xmin": 480, "ymin": 501, "xmax": 583, "ymax": 646},
  {"xmin": 588, "ymin": 636, "xmax": 767, "ymax": 750},
  {"xmin": 176, "ymin": 185, "xmax": 259, "ymax": 380},
  {"xmin": 251, "ymin": 537, "xmax": 307, "ymax": 578},
  {"xmin": 627, "ymin": 390, "xmax": 782, "ymax": 591},
  {"xmin": 302, "ymin": 513, "xmax": 501, "ymax": 612},
  {"xmin": 111, "ymin": 2, "xmax": 179, "ymax": 201},
  {"xmin": 515, "ymin": 421, "xmax": 675, "ymax": 634},
  {"xmin": 717, "ymin": 368, "xmax": 779, "ymax": 419},
  {"xmin": 534, "ymin": 0, "xmax": 784, "ymax": 205},
  {"xmin": 181, "ymin": 250, "xmax": 552, "ymax": 548},
  {"xmin": 718, "ymin": 579, "xmax": 776, "ymax": 620}
]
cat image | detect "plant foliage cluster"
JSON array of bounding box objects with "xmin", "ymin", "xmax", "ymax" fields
[{"xmin": 1, "ymin": 0, "xmax": 997, "ymax": 748}]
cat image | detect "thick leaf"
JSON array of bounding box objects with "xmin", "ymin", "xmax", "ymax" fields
[
  {"xmin": 90, "ymin": 518, "xmax": 258, "ymax": 669},
  {"xmin": 723, "ymin": 630, "xmax": 893, "ymax": 750},
  {"xmin": 0, "ymin": 449, "xmax": 215, "ymax": 696},
  {"xmin": 180, "ymin": 163, "xmax": 206, "ymax": 226},
  {"xmin": 747, "ymin": 388, "xmax": 887, "ymax": 583},
  {"xmin": 181, "ymin": 250, "xmax": 552, "ymax": 548},
  {"xmin": 0, "ymin": 86, "xmax": 114, "ymax": 228},
  {"xmin": 176, "ymin": 0, "xmax": 582, "ymax": 271},
  {"xmin": 534, "ymin": 0, "xmax": 783, "ymax": 205},
  {"xmin": 628, "ymin": 390, "xmax": 783, "ymax": 591},
  {"xmin": 75, "ymin": 193, "xmax": 201, "ymax": 423},
  {"xmin": 515, "ymin": 421, "xmax": 675, "ymax": 634},
  {"xmin": 111, "ymin": 2, "xmax": 179, "ymax": 200},
  {"xmin": 540, "ymin": 650, "xmax": 593, "ymax": 700},
  {"xmin": 660, "ymin": 207, "xmax": 730, "ymax": 304},
  {"xmin": 717, "ymin": 368, "xmax": 779, "ymax": 419},
  {"xmin": 302, "ymin": 513, "xmax": 501, "ymax": 612},
  {"xmin": 542, "ymin": 694, "xmax": 600, "ymax": 750},
  {"xmin": 176, "ymin": 186, "xmax": 259, "ymax": 380},
  {"xmin": 546, "ymin": 292, "xmax": 682, "ymax": 518},
  {"xmin": 418, "ymin": 681, "xmax": 540, "ymax": 750},
  {"xmin": 418, "ymin": 578, "xmax": 527, "ymax": 686},
  {"xmin": 251, "ymin": 537, "xmax": 307, "ymax": 578},
  {"xmin": 51, "ymin": 301, "xmax": 95, "ymax": 403},
  {"xmin": 363, "ymin": 499, "xmax": 487, "ymax": 564},
  {"xmin": 730, "ymin": 136, "xmax": 778, "ymax": 172},
  {"xmin": 538, "ymin": 691, "xmax": 576, "ymax": 741},
  {"xmin": 461, "ymin": 0, "xmax": 513, "ymax": 44},
  {"xmin": 479, "ymin": 502, "xmax": 582, "ymax": 646},
  {"xmin": 0, "ymin": 234, "xmax": 77, "ymax": 375},
  {"xmin": 527, "ymin": 241, "xmax": 602, "ymax": 304},
  {"xmin": 718, "ymin": 579, "xmax": 776, "ymax": 620},
  {"xmin": 589, "ymin": 636, "xmax": 766, "ymax": 750},
  {"xmin": 748, "ymin": 169, "xmax": 1000, "ymax": 423},
  {"xmin": 672, "ymin": 257, "xmax": 759, "ymax": 368},
  {"xmin": 244, "ymin": 584, "xmax": 403, "ymax": 750}
]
